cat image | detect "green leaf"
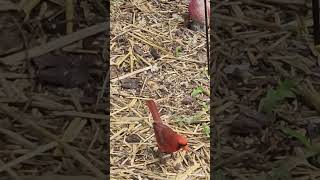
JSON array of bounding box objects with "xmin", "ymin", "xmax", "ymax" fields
[
  {"xmin": 260, "ymin": 79, "xmax": 296, "ymax": 115},
  {"xmin": 191, "ymin": 86, "xmax": 204, "ymax": 97},
  {"xmin": 269, "ymin": 165, "xmax": 293, "ymax": 180},
  {"xmin": 175, "ymin": 46, "xmax": 182, "ymax": 56},
  {"xmin": 277, "ymin": 80, "xmax": 296, "ymax": 98},
  {"xmin": 260, "ymin": 90, "xmax": 278, "ymax": 115},
  {"xmin": 280, "ymin": 127, "xmax": 311, "ymax": 149},
  {"xmin": 201, "ymin": 102, "xmax": 209, "ymax": 112},
  {"xmin": 202, "ymin": 124, "xmax": 210, "ymax": 137}
]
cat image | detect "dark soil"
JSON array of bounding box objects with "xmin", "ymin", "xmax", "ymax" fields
[
  {"xmin": 212, "ymin": 0, "xmax": 320, "ymax": 179},
  {"xmin": 0, "ymin": 0, "xmax": 108, "ymax": 179}
]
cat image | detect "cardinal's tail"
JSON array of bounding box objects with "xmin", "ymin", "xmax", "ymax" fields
[{"xmin": 146, "ymin": 100, "xmax": 162, "ymax": 123}]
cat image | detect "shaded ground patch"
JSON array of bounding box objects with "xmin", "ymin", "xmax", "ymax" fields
[
  {"xmin": 213, "ymin": 0, "xmax": 320, "ymax": 179},
  {"xmin": 0, "ymin": 0, "xmax": 108, "ymax": 179}
]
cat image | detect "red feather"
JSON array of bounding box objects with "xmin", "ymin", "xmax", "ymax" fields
[{"xmin": 146, "ymin": 100, "xmax": 188, "ymax": 153}]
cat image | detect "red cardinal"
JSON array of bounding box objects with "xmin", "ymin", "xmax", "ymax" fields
[
  {"xmin": 188, "ymin": 0, "xmax": 210, "ymax": 25},
  {"xmin": 146, "ymin": 100, "xmax": 188, "ymax": 153}
]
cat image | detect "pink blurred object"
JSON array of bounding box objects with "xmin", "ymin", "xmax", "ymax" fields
[{"xmin": 188, "ymin": 0, "xmax": 210, "ymax": 25}]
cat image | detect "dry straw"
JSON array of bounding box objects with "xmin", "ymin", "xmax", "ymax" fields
[{"xmin": 110, "ymin": 0, "xmax": 210, "ymax": 179}]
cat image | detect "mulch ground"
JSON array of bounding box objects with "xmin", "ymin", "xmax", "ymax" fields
[
  {"xmin": 0, "ymin": 0, "xmax": 108, "ymax": 179},
  {"xmin": 3, "ymin": 0, "xmax": 320, "ymax": 179},
  {"xmin": 213, "ymin": 0, "xmax": 320, "ymax": 179}
]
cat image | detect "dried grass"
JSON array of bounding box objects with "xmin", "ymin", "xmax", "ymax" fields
[{"xmin": 110, "ymin": 0, "xmax": 210, "ymax": 179}]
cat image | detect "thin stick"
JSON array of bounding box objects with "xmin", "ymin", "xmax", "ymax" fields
[
  {"xmin": 110, "ymin": 66, "xmax": 153, "ymax": 82},
  {"xmin": 204, "ymin": 0, "xmax": 210, "ymax": 72}
]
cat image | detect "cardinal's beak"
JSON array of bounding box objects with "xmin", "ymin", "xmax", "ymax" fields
[{"xmin": 182, "ymin": 145, "xmax": 189, "ymax": 151}]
